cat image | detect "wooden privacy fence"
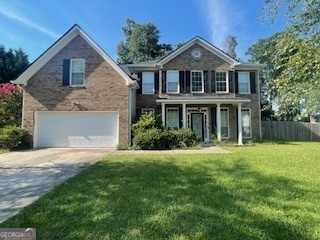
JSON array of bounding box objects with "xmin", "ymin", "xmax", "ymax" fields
[{"xmin": 262, "ymin": 121, "xmax": 320, "ymax": 141}]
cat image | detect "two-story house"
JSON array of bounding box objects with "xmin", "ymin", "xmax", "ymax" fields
[
  {"xmin": 13, "ymin": 25, "xmax": 263, "ymax": 148},
  {"xmin": 127, "ymin": 37, "xmax": 264, "ymax": 145}
]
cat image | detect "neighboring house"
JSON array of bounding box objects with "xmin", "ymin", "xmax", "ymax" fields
[
  {"xmin": 13, "ymin": 24, "xmax": 263, "ymax": 148},
  {"xmin": 127, "ymin": 37, "xmax": 264, "ymax": 145},
  {"xmin": 12, "ymin": 24, "xmax": 138, "ymax": 148}
]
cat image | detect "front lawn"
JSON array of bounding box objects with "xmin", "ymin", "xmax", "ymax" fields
[{"xmin": 1, "ymin": 142, "xmax": 319, "ymax": 239}]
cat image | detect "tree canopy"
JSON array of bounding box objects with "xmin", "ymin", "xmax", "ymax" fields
[
  {"xmin": 253, "ymin": 0, "xmax": 320, "ymax": 118},
  {"xmin": 223, "ymin": 35, "xmax": 238, "ymax": 59},
  {"xmin": 0, "ymin": 45, "xmax": 29, "ymax": 83},
  {"xmin": 117, "ymin": 19, "xmax": 173, "ymax": 64}
]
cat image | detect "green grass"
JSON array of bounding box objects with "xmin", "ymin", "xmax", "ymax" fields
[{"xmin": 1, "ymin": 142, "xmax": 320, "ymax": 239}]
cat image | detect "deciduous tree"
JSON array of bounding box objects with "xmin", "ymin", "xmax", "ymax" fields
[
  {"xmin": 223, "ymin": 35, "xmax": 238, "ymax": 59},
  {"xmin": 117, "ymin": 19, "xmax": 173, "ymax": 64},
  {"xmin": 258, "ymin": 0, "xmax": 320, "ymax": 118}
]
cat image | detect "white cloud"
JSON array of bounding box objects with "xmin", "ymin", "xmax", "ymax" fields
[
  {"xmin": 200, "ymin": 0, "xmax": 241, "ymax": 50},
  {"xmin": 0, "ymin": 4, "xmax": 60, "ymax": 39}
]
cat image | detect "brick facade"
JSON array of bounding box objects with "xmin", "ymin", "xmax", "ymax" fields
[
  {"xmin": 135, "ymin": 43, "xmax": 262, "ymax": 141},
  {"xmin": 23, "ymin": 35, "xmax": 130, "ymax": 145}
]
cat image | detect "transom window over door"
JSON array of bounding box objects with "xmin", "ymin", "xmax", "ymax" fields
[
  {"xmin": 70, "ymin": 59, "xmax": 85, "ymax": 86},
  {"xmin": 238, "ymin": 72, "xmax": 250, "ymax": 94},
  {"xmin": 166, "ymin": 108, "xmax": 179, "ymax": 130},
  {"xmin": 191, "ymin": 70, "xmax": 204, "ymax": 93},
  {"xmin": 167, "ymin": 70, "xmax": 179, "ymax": 93},
  {"xmin": 216, "ymin": 71, "xmax": 228, "ymax": 93},
  {"xmin": 142, "ymin": 72, "xmax": 154, "ymax": 94}
]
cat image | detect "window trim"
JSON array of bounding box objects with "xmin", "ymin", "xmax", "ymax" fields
[
  {"xmin": 241, "ymin": 108, "xmax": 252, "ymax": 138},
  {"xmin": 166, "ymin": 107, "xmax": 180, "ymax": 130},
  {"xmin": 141, "ymin": 108, "xmax": 154, "ymax": 115},
  {"xmin": 238, "ymin": 72, "xmax": 251, "ymax": 94},
  {"xmin": 220, "ymin": 107, "xmax": 229, "ymax": 139},
  {"xmin": 70, "ymin": 59, "xmax": 85, "ymax": 87},
  {"xmin": 191, "ymin": 70, "xmax": 204, "ymax": 93},
  {"xmin": 166, "ymin": 70, "xmax": 180, "ymax": 94},
  {"xmin": 215, "ymin": 71, "xmax": 229, "ymax": 93},
  {"xmin": 142, "ymin": 72, "xmax": 155, "ymax": 94}
]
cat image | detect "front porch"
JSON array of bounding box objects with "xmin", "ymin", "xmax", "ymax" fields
[{"xmin": 156, "ymin": 98, "xmax": 252, "ymax": 145}]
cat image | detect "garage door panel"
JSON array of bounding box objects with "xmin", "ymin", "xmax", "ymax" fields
[{"xmin": 36, "ymin": 112, "xmax": 118, "ymax": 148}]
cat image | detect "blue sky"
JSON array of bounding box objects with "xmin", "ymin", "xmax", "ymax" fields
[{"xmin": 0, "ymin": 0, "xmax": 287, "ymax": 63}]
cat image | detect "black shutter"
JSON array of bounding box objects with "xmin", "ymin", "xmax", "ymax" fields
[
  {"xmin": 186, "ymin": 71, "xmax": 191, "ymax": 93},
  {"xmin": 136, "ymin": 109, "xmax": 142, "ymax": 117},
  {"xmin": 162, "ymin": 71, "xmax": 166, "ymax": 93},
  {"xmin": 179, "ymin": 106, "xmax": 183, "ymax": 128},
  {"xmin": 211, "ymin": 70, "xmax": 216, "ymax": 93},
  {"xmin": 211, "ymin": 108, "xmax": 217, "ymax": 135},
  {"xmin": 62, "ymin": 59, "xmax": 70, "ymax": 86},
  {"xmin": 137, "ymin": 72, "xmax": 142, "ymax": 94},
  {"xmin": 235, "ymin": 71, "xmax": 239, "ymax": 93},
  {"xmin": 204, "ymin": 71, "xmax": 209, "ymax": 93},
  {"xmin": 154, "ymin": 72, "xmax": 159, "ymax": 94},
  {"xmin": 228, "ymin": 71, "xmax": 234, "ymax": 93},
  {"xmin": 250, "ymin": 72, "xmax": 256, "ymax": 93},
  {"xmin": 179, "ymin": 71, "xmax": 185, "ymax": 93}
]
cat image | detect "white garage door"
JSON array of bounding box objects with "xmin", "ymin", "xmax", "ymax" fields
[{"xmin": 35, "ymin": 111, "xmax": 119, "ymax": 148}]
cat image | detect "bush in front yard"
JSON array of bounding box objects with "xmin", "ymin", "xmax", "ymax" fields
[
  {"xmin": 131, "ymin": 112, "xmax": 163, "ymax": 135},
  {"xmin": 132, "ymin": 112, "xmax": 199, "ymax": 150},
  {"xmin": 170, "ymin": 128, "xmax": 198, "ymax": 148},
  {"xmin": 132, "ymin": 128, "xmax": 175, "ymax": 150},
  {"xmin": 0, "ymin": 125, "xmax": 27, "ymax": 150},
  {"xmin": 0, "ymin": 83, "xmax": 23, "ymax": 128}
]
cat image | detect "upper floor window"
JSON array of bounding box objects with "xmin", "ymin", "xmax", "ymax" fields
[
  {"xmin": 167, "ymin": 70, "xmax": 179, "ymax": 93},
  {"xmin": 70, "ymin": 59, "xmax": 85, "ymax": 86},
  {"xmin": 238, "ymin": 72, "xmax": 250, "ymax": 94},
  {"xmin": 216, "ymin": 71, "xmax": 228, "ymax": 93},
  {"xmin": 241, "ymin": 109, "xmax": 252, "ymax": 138},
  {"xmin": 191, "ymin": 70, "xmax": 204, "ymax": 93},
  {"xmin": 142, "ymin": 72, "xmax": 154, "ymax": 94}
]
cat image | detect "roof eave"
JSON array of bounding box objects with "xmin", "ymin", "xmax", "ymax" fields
[
  {"xmin": 157, "ymin": 36, "xmax": 240, "ymax": 67},
  {"xmin": 12, "ymin": 24, "xmax": 134, "ymax": 86}
]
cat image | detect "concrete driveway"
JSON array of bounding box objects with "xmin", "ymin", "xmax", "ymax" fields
[{"xmin": 0, "ymin": 148, "xmax": 113, "ymax": 223}]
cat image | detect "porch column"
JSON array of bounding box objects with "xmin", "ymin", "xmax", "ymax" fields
[
  {"xmin": 216, "ymin": 103, "xmax": 221, "ymax": 142},
  {"xmin": 161, "ymin": 103, "xmax": 165, "ymax": 126},
  {"xmin": 238, "ymin": 103, "xmax": 243, "ymax": 145},
  {"xmin": 182, "ymin": 103, "xmax": 186, "ymax": 128}
]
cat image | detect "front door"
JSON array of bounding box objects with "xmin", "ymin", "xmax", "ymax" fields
[{"xmin": 191, "ymin": 113, "xmax": 204, "ymax": 141}]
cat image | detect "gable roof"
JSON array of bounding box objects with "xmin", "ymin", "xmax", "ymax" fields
[
  {"xmin": 12, "ymin": 24, "xmax": 137, "ymax": 87},
  {"xmin": 157, "ymin": 36, "xmax": 240, "ymax": 68},
  {"xmin": 127, "ymin": 36, "xmax": 265, "ymax": 71}
]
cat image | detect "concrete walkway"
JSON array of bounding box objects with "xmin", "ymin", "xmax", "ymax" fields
[
  {"xmin": 0, "ymin": 148, "xmax": 112, "ymax": 223},
  {"xmin": 0, "ymin": 146, "xmax": 228, "ymax": 223}
]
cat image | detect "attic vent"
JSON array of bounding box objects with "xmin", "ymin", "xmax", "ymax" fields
[{"xmin": 191, "ymin": 49, "xmax": 202, "ymax": 59}]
